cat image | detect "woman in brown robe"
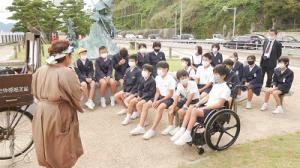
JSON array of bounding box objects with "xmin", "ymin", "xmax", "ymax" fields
[{"xmin": 32, "ymin": 40, "xmax": 84, "ymax": 168}]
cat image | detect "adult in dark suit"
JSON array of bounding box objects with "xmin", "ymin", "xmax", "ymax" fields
[{"xmin": 260, "ymin": 29, "xmax": 282, "ymax": 87}]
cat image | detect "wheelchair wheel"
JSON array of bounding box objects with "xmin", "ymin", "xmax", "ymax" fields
[
  {"xmin": 0, "ymin": 108, "xmax": 33, "ymax": 160},
  {"xmin": 204, "ymin": 109, "xmax": 240, "ymax": 151}
]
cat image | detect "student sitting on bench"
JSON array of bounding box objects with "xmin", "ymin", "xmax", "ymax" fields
[
  {"xmin": 130, "ymin": 61, "xmax": 176, "ymax": 140},
  {"xmin": 74, "ymin": 48, "xmax": 96, "ymax": 110},
  {"xmin": 95, "ymin": 46, "xmax": 117, "ymax": 107},
  {"xmin": 114, "ymin": 55, "xmax": 141, "ymax": 115},
  {"xmin": 164, "ymin": 70, "xmax": 200, "ymax": 136},
  {"xmin": 242, "ymin": 55, "xmax": 263, "ymax": 109},
  {"xmin": 170, "ymin": 65, "xmax": 231, "ymax": 145},
  {"xmin": 112, "ymin": 48, "xmax": 129, "ymax": 87},
  {"xmin": 260, "ymin": 57, "xmax": 294, "ymax": 114},
  {"xmin": 122, "ymin": 64, "xmax": 156, "ymax": 125}
]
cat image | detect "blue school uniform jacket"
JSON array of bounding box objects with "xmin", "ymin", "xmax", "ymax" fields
[
  {"xmin": 123, "ymin": 67, "xmax": 141, "ymax": 94},
  {"xmin": 112, "ymin": 53, "xmax": 129, "ymax": 81},
  {"xmin": 95, "ymin": 57, "xmax": 113, "ymax": 81},
  {"xmin": 74, "ymin": 59, "xmax": 94, "ymax": 83},
  {"xmin": 227, "ymin": 70, "xmax": 240, "ymax": 91},
  {"xmin": 272, "ymin": 68, "xmax": 294, "ymax": 94},
  {"xmin": 138, "ymin": 76, "xmax": 156, "ymax": 101},
  {"xmin": 232, "ymin": 61, "xmax": 244, "ymax": 82},
  {"xmin": 148, "ymin": 51, "xmax": 166, "ymax": 76},
  {"xmin": 210, "ymin": 52, "xmax": 223, "ymax": 67},
  {"xmin": 242, "ymin": 65, "xmax": 263, "ymax": 95},
  {"xmin": 137, "ymin": 52, "xmax": 150, "ymax": 69}
]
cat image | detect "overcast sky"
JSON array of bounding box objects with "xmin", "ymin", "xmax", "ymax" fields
[{"xmin": 0, "ymin": 0, "xmax": 93, "ymax": 24}]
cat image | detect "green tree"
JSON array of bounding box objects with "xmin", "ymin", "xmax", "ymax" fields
[
  {"xmin": 7, "ymin": 0, "xmax": 60, "ymax": 39},
  {"xmin": 58, "ymin": 0, "xmax": 91, "ymax": 37}
]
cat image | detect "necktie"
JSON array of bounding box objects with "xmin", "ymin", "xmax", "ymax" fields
[{"xmin": 265, "ymin": 41, "xmax": 272, "ymax": 55}]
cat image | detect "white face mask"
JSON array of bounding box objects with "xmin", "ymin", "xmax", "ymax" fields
[
  {"xmin": 212, "ymin": 48, "xmax": 218, "ymax": 53},
  {"xmin": 140, "ymin": 48, "xmax": 147, "ymax": 53},
  {"xmin": 101, "ymin": 53, "xmax": 108, "ymax": 58},
  {"xmin": 80, "ymin": 54, "xmax": 87, "ymax": 61},
  {"xmin": 214, "ymin": 74, "xmax": 221, "ymax": 83},
  {"xmin": 278, "ymin": 62, "xmax": 286, "ymax": 70},
  {"xmin": 181, "ymin": 62, "xmax": 187, "ymax": 68},
  {"xmin": 268, "ymin": 36, "xmax": 276, "ymax": 41},
  {"xmin": 128, "ymin": 61, "xmax": 136, "ymax": 68},
  {"xmin": 141, "ymin": 71, "xmax": 149, "ymax": 78},
  {"xmin": 203, "ymin": 61, "xmax": 210, "ymax": 67},
  {"xmin": 157, "ymin": 69, "xmax": 165, "ymax": 77},
  {"xmin": 181, "ymin": 79, "xmax": 189, "ymax": 86}
]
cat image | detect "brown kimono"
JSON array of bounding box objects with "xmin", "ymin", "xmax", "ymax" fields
[{"xmin": 32, "ymin": 64, "xmax": 84, "ymax": 168}]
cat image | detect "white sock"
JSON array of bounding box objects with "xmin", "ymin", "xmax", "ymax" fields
[
  {"xmin": 185, "ymin": 130, "xmax": 191, "ymax": 134},
  {"xmin": 126, "ymin": 113, "xmax": 131, "ymax": 118},
  {"xmin": 277, "ymin": 106, "xmax": 283, "ymax": 110}
]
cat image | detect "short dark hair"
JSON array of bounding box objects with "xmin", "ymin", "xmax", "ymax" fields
[
  {"xmin": 233, "ymin": 52, "xmax": 238, "ymax": 58},
  {"xmin": 278, "ymin": 56, "xmax": 290, "ymax": 67},
  {"xmin": 153, "ymin": 41, "xmax": 161, "ymax": 48},
  {"xmin": 176, "ymin": 70, "xmax": 189, "ymax": 80},
  {"xmin": 142, "ymin": 64, "xmax": 153, "ymax": 73},
  {"xmin": 212, "ymin": 43, "xmax": 220, "ymax": 50},
  {"xmin": 119, "ymin": 48, "xmax": 128, "ymax": 58},
  {"xmin": 247, "ymin": 55, "xmax": 256, "ymax": 61},
  {"xmin": 128, "ymin": 54, "xmax": 137, "ymax": 61},
  {"xmin": 156, "ymin": 61, "xmax": 169, "ymax": 70},
  {"xmin": 138, "ymin": 43, "xmax": 147, "ymax": 49},
  {"xmin": 202, "ymin": 53, "xmax": 212, "ymax": 60},
  {"xmin": 223, "ymin": 59, "xmax": 234, "ymax": 67},
  {"xmin": 196, "ymin": 45, "xmax": 203, "ymax": 55},
  {"xmin": 181, "ymin": 57, "xmax": 191, "ymax": 66},
  {"xmin": 213, "ymin": 64, "xmax": 229, "ymax": 79},
  {"xmin": 99, "ymin": 46, "xmax": 107, "ymax": 51},
  {"xmin": 269, "ymin": 28, "xmax": 278, "ymax": 35}
]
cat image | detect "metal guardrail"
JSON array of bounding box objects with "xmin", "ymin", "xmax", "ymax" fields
[
  {"xmin": 0, "ymin": 33, "xmax": 25, "ymax": 45},
  {"xmin": 114, "ymin": 38, "xmax": 300, "ymax": 49}
]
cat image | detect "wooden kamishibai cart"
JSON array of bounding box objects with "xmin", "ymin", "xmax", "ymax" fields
[{"xmin": 0, "ymin": 31, "xmax": 42, "ymax": 164}]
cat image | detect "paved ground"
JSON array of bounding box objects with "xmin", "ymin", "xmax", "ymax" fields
[
  {"xmin": 1, "ymin": 44, "xmax": 300, "ymax": 168},
  {"xmin": 0, "ymin": 45, "xmax": 14, "ymax": 62}
]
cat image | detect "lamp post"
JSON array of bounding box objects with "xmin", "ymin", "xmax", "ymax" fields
[
  {"xmin": 223, "ymin": 6, "xmax": 237, "ymax": 37},
  {"xmin": 179, "ymin": 0, "xmax": 183, "ymax": 38}
]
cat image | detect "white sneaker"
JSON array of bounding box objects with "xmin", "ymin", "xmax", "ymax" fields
[
  {"xmin": 235, "ymin": 95, "xmax": 245, "ymax": 102},
  {"xmin": 130, "ymin": 125, "xmax": 146, "ymax": 135},
  {"xmin": 117, "ymin": 109, "xmax": 127, "ymax": 115},
  {"xmin": 174, "ymin": 131, "xmax": 192, "ymax": 145},
  {"xmin": 170, "ymin": 127, "xmax": 185, "ymax": 142},
  {"xmin": 130, "ymin": 112, "xmax": 140, "ymax": 120},
  {"xmin": 260, "ymin": 103, "xmax": 268, "ymax": 111},
  {"xmin": 100, "ymin": 97, "xmax": 106, "ymax": 108},
  {"xmin": 110, "ymin": 96, "xmax": 115, "ymax": 107},
  {"xmin": 85, "ymin": 100, "xmax": 94, "ymax": 110},
  {"xmin": 143, "ymin": 129, "xmax": 156, "ymax": 140},
  {"xmin": 169, "ymin": 126, "xmax": 180, "ymax": 136},
  {"xmin": 161, "ymin": 125, "xmax": 175, "ymax": 135},
  {"xmin": 90, "ymin": 100, "xmax": 95, "ymax": 108},
  {"xmin": 121, "ymin": 115, "xmax": 131, "ymax": 125},
  {"xmin": 246, "ymin": 101, "xmax": 252, "ymax": 109},
  {"xmin": 272, "ymin": 106, "xmax": 284, "ymax": 114}
]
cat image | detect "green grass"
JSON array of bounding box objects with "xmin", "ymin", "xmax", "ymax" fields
[
  {"xmin": 167, "ymin": 58, "xmax": 181, "ymax": 72},
  {"xmin": 180, "ymin": 132, "xmax": 300, "ymax": 168}
]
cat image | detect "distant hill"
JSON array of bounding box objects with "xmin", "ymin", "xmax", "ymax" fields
[{"xmin": 0, "ymin": 22, "xmax": 14, "ymax": 32}]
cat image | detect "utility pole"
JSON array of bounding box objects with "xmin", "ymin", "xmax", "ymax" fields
[
  {"xmin": 179, "ymin": 0, "xmax": 183, "ymax": 39},
  {"xmin": 175, "ymin": 10, "xmax": 177, "ymax": 36}
]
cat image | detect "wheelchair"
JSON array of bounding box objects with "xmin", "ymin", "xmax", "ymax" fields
[{"xmin": 188, "ymin": 85, "xmax": 245, "ymax": 155}]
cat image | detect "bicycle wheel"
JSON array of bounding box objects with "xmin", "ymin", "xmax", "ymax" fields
[{"xmin": 0, "ymin": 108, "xmax": 33, "ymax": 160}]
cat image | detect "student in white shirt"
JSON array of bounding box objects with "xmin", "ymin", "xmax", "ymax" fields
[
  {"xmin": 196, "ymin": 53, "xmax": 214, "ymax": 98},
  {"xmin": 162, "ymin": 70, "xmax": 200, "ymax": 136},
  {"xmin": 171, "ymin": 65, "xmax": 231, "ymax": 145},
  {"xmin": 191, "ymin": 45, "xmax": 203, "ymax": 68},
  {"xmin": 181, "ymin": 57, "xmax": 196, "ymax": 80},
  {"xmin": 130, "ymin": 61, "xmax": 176, "ymax": 140}
]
